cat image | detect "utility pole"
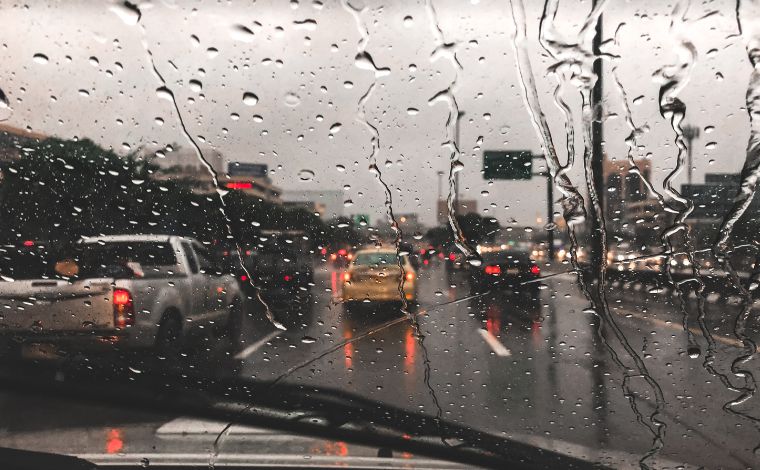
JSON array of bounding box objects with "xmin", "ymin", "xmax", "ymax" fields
[
  {"xmin": 436, "ymin": 170, "xmax": 445, "ymax": 225},
  {"xmin": 683, "ymin": 125, "xmax": 700, "ymax": 185},
  {"xmin": 454, "ymin": 110, "xmax": 465, "ymax": 213},
  {"xmin": 591, "ymin": 0, "xmax": 605, "ymax": 270}
]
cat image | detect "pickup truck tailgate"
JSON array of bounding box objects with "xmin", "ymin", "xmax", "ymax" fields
[{"xmin": 0, "ymin": 279, "xmax": 115, "ymax": 332}]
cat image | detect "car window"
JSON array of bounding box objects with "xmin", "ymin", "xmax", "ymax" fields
[
  {"xmin": 1, "ymin": 2, "xmax": 760, "ymax": 469},
  {"xmin": 353, "ymin": 252, "xmax": 399, "ymax": 266},
  {"xmin": 193, "ymin": 244, "xmax": 215, "ymax": 273},
  {"xmin": 181, "ymin": 241, "xmax": 199, "ymax": 274}
]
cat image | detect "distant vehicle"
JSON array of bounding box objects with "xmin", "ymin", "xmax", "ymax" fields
[
  {"xmin": 419, "ymin": 246, "xmax": 436, "ymax": 267},
  {"xmin": 328, "ymin": 247, "xmax": 353, "ymax": 267},
  {"xmin": 245, "ymin": 243, "xmax": 314, "ymax": 299},
  {"xmin": 445, "ymin": 249, "xmax": 466, "ymax": 271},
  {"xmin": 468, "ymin": 249, "xmax": 541, "ymax": 296},
  {"xmin": 0, "ymin": 235, "xmax": 243, "ymax": 358},
  {"xmin": 341, "ymin": 248, "xmax": 417, "ymax": 308}
]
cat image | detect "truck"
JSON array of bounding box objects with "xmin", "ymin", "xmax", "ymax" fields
[{"xmin": 0, "ymin": 235, "xmax": 244, "ymax": 358}]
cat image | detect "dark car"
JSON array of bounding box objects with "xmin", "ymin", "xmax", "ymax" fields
[
  {"xmin": 245, "ymin": 246, "xmax": 314, "ymax": 299},
  {"xmin": 468, "ymin": 249, "xmax": 541, "ymax": 296}
]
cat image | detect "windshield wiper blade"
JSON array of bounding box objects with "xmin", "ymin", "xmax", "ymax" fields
[
  {"xmin": 0, "ymin": 372, "xmax": 610, "ymax": 470},
  {"xmin": 0, "ymin": 446, "xmax": 95, "ymax": 470}
]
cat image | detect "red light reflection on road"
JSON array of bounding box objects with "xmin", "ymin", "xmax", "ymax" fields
[
  {"xmin": 310, "ymin": 441, "xmax": 349, "ymax": 457},
  {"xmin": 344, "ymin": 329, "xmax": 353, "ymax": 370},
  {"xmin": 404, "ymin": 327, "xmax": 415, "ymax": 369},
  {"xmin": 106, "ymin": 428, "xmax": 123, "ymax": 454},
  {"xmin": 331, "ymin": 270, "xmax": 338, "ymax": 300},
  {"xmin": 485, "ymin": 304, "xmax": 501, "ymax": 336}
]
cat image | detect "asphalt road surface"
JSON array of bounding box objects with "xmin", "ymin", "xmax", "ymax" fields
[{"xmin": 1, "ymin": 259, "xmax": 759, "ymax": 469}]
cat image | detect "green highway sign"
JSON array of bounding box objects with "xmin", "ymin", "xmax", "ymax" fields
[
  {"xmin": 353, "ymin": 214, "xmax": 369, "ymax": 226},
  {"xmin": 483, "ymin": 150, "xmax": 532, "ymax": 180}
]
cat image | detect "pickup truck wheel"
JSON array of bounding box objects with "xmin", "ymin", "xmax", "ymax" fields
[
  {"xmin": 226, "ymin": 300, "xmax": 243, "ymax": 346},
  {"xmin": 155, "ymin": 314, "xmax": 183, "ymax": 356}
]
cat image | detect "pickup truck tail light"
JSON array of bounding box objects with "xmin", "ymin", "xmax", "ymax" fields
[
  {"xmin": 113, "ymin": 288, "xmax": 135, "ymax": 329},
  {"xmin": 484, "ymin": 265, "xmax": 501, "ymax": 275}
]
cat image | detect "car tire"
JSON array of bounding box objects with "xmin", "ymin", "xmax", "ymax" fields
[
  {"xmin": 155, "ymin": 312, "xmax": 183, "ymax": 357},
  {"xmin": 226, "ymin": 299, "xmax": 243, "ymax": 346}
]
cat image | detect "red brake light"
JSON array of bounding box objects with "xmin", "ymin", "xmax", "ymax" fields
[
  {"xmin": 484, "ymin": 265, "xmax": 501, "ymax": 275},
  {"xmin": 530, "ymin": 265, "xmax": 540, "ymax": 275},
  {"xmin": 226, "ymin": 181, "xmax": 253, "ymax": 189},
  {"xmin": 23, "ymin": 240, "xmax": 34, "ymax": 247},
  {"xmin": 423, "ymin": 259, "xmax": 429, "ymax": 265},
  {"xmin": 112, "ymin": 288, "xmax": 134, "ymax": 329},
  {"xmin": 284, "ymin": 275, "xmax": 292, "ymax": 281},
  {"xmin": 240, "ymin": 274, "xmax": 248, "ymax": 282},
  {"xmin": 245, "ymin": 250, "xmax": 252, "ymax": 256},
  {"xmin": 338, "ymin": 249, "xmax": 347, "ymax": 255},
  {"xmin": 448, "ymin": 253, "xmax": 456, "ymax": 261},
  {"xmin": 320, "ymin": 248, "xmax": 327, "ymax": 255}
]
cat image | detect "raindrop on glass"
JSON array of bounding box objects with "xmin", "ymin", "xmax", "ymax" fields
[
  {"xmin": 243, "ymin": 92, "xmax": 259, "ymax": 106},
  {"xmin": 188, "ymin": 79, "xmax": 202, "ymax": 93},
  {"xmin": 284, "ymin": 92, "xmax": 301, "ymax": 107}
]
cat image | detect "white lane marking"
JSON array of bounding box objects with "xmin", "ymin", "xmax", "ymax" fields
[
  {"xmin": 233, "ymin": 330, "xmax": 282, "ymax": 360},
  {"xmin": 156, "ymin": 417, "xmax": 270, "ymax": 435},
  {"xmin": 619, "ymin": 309, "xmax": 760, "ymax": 352},
  {"xmin": 477, "ymin": 329, "xmax": 511, "ymax": 357}
]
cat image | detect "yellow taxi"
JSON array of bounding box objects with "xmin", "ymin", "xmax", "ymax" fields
[{"xmin": 341, "ymin": 247, "xmax": 417, "ymax": 306}]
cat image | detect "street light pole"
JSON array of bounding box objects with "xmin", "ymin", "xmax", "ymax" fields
[
  {"xmin": 683, "ymin": 125, "xmax": 700, "ymax": 186},
  {"xmin": 454, "ymin": 111, "xmax": 465, "ymax": 211},
  {"xmin": 591, "ymin": 0, "xmax": 605, "ymax": 270}
]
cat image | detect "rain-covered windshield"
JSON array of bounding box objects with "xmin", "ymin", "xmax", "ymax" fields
[{"xmin": 1, "ymin": 1, "xmax": 760, "ymax": 469}]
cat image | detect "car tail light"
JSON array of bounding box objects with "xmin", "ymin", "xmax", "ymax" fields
[
  {"xmin": 484, "ymin": 265, "xmax": 501, "ymax": 275},
  {"xmin": 320, "ymin": 248, "xmax": 327, "ymax": 255},
  {"xmin": 240, "ymin": 274, "xmax": 248, "ymax": 282},
  {"xmin": 338, "ymin": 249, "xmax": 347, "ymax": 256},
  {"xmin": 530, "ymin": 265, "xmax": 540, "ymax": 275},
  {"xmin": 423, "ymin": 259, "xmax": 429, "ymax": 265},
  {"xmin": 284, "ymin": 275, "xmax": 292, "ymax": 281},
  {"xmin": 405, "ymin": 272, "xmax": 414, "ymax": 281},
  {"xmin": 448, "ymin": 253, "xmax": 456, "ymax": 261},
  {"xmin": 23, "ymin": 240, "xmax": 34, "ymax": 247},
  {"xmin": 112, "ymin": 288, "xmax": 134, "ymax": 329},
  {"xmin": 343, "ymin": 272, "xmax": 351, "ymax": 282}
]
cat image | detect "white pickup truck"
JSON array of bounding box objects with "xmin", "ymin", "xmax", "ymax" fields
[{"xmin": 0, "ymin": 235, "xmax": 244, "ymax": 356}]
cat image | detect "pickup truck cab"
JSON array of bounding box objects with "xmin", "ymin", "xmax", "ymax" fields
[{"xmin": 0, "ymin": 235, "xmax": 243, "ymax": 357}]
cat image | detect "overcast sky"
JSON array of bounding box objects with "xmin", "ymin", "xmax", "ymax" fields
[{"xmin": 0, "ymin": 0, "xmax": 751, "ymax": 227}]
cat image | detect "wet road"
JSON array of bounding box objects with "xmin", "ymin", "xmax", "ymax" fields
[{"xmin": 1, "ymin": 260, "xmax": 759, "ymax": 469}]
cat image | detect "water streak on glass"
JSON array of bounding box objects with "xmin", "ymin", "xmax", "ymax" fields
[
  {"xmin": 425, "ymin": 0, "xmax": 479, "ymax": 267},
  {"xmin": 536, "ymin": 1, "xmax": 668, "ymax": 465},
  {"xmin": 126, "ymin": 9, "xmax": 284, "ymax": 334},
  {"xmin": 343, "ymin": 0, "xmax": 446, "ymax": 435}
]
